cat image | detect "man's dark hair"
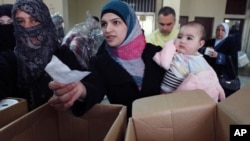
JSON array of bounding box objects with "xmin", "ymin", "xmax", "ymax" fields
[{"xmin": 158, "ymin": 6, "xmax": 176, "ymax": 18}]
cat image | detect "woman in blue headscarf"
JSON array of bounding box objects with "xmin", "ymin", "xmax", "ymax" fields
[
  {"xmin": 199, "ymin": 22, "xmax": 239, "ymax": 97},
  {"xmin": 49, "ymin": 0, "xmax": 166, "ymax": 118},
  {"xmin": 0, "ymin": 0, "xmax": 82, "ymax": 109}
]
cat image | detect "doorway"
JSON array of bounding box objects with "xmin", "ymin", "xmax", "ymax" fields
[
  {"xmin": 224, "ymin": 18, "xmax": 244, "ymax": 51},
  {"xmin": 194, "ymin": 17, "xmax": 214, "ymax": 40},
  {"xmin": 224, "ymin": 18, "xmax": 244, "ymax": 38},
  {"xmin": 179, "ymin": 16, "xmax": 188, "ymax": 27}
]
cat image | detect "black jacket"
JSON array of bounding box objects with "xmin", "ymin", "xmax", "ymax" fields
[
  {"xmin": 72, "ymin": 43, "xmax": 165, "ymax": 118},
  {"xmin": 199, "ymin": 37, "xmax": 238, "ymax": 79},
  {"xmin": 0, "ymin": 46, "xmax": 83, "ymax": 110}
]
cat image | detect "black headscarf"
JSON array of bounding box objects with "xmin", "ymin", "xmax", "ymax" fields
[
  {"xmin": 12, "ymin": 0, "xmax": 59, "ymax": 87},
  {"xmin": 0, "ymin": 4, "xmax": 15, "ymax": 52},
  {"xmin": 0, "ymin": 4, "xmax": 12, "ymax": 17}
]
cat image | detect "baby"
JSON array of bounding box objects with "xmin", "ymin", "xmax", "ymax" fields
[{"xmin": 154, "ymin": 21, "xmax": 225, "ymax": 102}]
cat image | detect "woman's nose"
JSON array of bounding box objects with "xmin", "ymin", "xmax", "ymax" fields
[
  {"xmin": 22, "ymin": 22, "xmax": 33, "ymax": 28},
  {"xmin": 105, "ymin": 24, "xmax": 113, "ymax": 32}
]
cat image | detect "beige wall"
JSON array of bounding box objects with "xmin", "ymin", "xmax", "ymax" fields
[
  {"xmin": 179, "ymin": 0, "xmax": 249, "ymax": 51},
  {"xmin": 67, "ymin": 0, "xmax": 108, "ymax": 31},
  {"xmin": 180, "ymin": 0, "xmax": 227, "ymax": 37},
  {"xmin": 1, "ymin": 0, "xmax": 250, "ymax": 52},
  {"xmin": 43, "ymin": 0, "xmax": 64, "ymax": 15},
  {"xmin": 0, "ymin": 0, "xmax": 15, "ymax": 4}
]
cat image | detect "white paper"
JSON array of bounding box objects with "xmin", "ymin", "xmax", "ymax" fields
[{"xmin": 45, "ymin": 55, "xmax": 90, "ymax": 84}]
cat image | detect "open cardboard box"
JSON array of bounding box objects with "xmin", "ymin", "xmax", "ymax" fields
[
  {"xmin": 0, "ymin": 103, "xmax": 127, "ymax": 141},
  {"xmin": 0, "ymin": 98, "xmax": 28, "ymax": 128},
  {"xmin": 125, "ymin": 83, "xmax": 250, "ymax": 141}
]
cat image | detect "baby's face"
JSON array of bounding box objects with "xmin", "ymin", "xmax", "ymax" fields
[{"xmin": 175, "ymin": 25, "xmax": 204, "ymax": 55}]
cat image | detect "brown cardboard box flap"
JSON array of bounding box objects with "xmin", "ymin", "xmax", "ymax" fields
[
  {"xmin": 126, "ymin": 84, "xmax": 250, "ymax": 141},
  {"xmin": 127, "ymin": 89, "xmax": 217, "ymax": 141},
  {"xmin": 58, "ymin": 104, "xmax": 127, "ymax": 141},
  {"xmin": 103, "ymin": 105, "xmax": 127, "ymax": 141},
  {"xmin": 0, "ymin": 103, "xmax": 127, "ymax": 141},
  {"xmin": 216, "ymin": 83, "xmax": 250, "ymax": 141},
  {"xmin": 125, "ymin": 118, "xmax": 137, "ymax": 141},
  {"xmin": 0, "ymin": 104, "xmax": 59, "ymax": 141},
  {"xmin": 218, "ymin": 83, "xmax": 250, "ymax": 123}
]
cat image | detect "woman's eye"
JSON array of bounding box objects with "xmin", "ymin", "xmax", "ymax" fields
[
  {"xmin": 113, "ymin": 20, "xmax": 120, "ymax": 25},
  {"xmin": 31, "ymin": 18, "xmax": 40, "ymax": 25},
  {"xmin": 16, "ymin": 19, "xmax": 24, "ymax": 25},
  {"xmin": 101, "ymin": 22, "xmax": 106, "ymax": 27}
]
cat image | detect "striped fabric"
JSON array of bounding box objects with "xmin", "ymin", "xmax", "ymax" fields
[{"xmin": 161, "ymin": 69, "xmax": 184, "ymax": 93}]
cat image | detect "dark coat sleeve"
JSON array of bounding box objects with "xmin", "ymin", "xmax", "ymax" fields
[
  {"xmin": 71, "ymin": 54, "xmax": 107, "ymax": 116},
  {"xmin": 201, "ymin": 38, "xmax": 238, "ymax": 79},
  {"xmin": 55, "ymin": 45, "xmax": 84, "ymax": 70},
  {"xmin": 71, "ymin": 43, "xmax": 165, "ymax": 117},
  {"xmin": 0, "ymin": 50, "xmax": 18, "ymax": 99},
  {"xmin": 54, "ymin": 45, "xmax": 103, "ymax": 116},
  {"xmin": 217, "ymin": 38, "xmax": 238, "ymax": 78}
]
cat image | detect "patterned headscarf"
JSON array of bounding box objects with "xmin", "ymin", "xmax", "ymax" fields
[
  {"xmin": 12, "ymin": 0, "xmax": 58, "ymax": 87},
  {"xmin": 101, "ymin": 0, "xmax": 146, "ymax": 88}
]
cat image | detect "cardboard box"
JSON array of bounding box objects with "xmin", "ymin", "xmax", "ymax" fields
[
  {"xmin": 0, "ymin": 103, "xmax": 127, "ymax": 141},
  {"xmin": 0, "ymin": 98, "xmax": 28, "ymax": 128},
  {"xmin": 125, "ymin": 84, "xmax": 250, "ymax": 141},
  {"xmin": 216, "ymin": 83, "xmax": 250, "ymax": 141}
]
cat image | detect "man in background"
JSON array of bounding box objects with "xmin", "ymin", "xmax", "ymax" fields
[{"xmin": 146, "ymin": 6, "xmax": 179, "ymax": 47}]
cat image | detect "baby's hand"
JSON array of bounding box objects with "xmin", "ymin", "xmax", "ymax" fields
[{"xmin": 154, "ymin": 39, "xmax": 176, "ymax": 70}]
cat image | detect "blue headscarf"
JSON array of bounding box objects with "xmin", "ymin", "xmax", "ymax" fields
[
  {"xmin": 12, "ymin": 0, "xmax": 58, "ymax": 87},
  {"xmin": 101, "ymin": 0, "xmax": 144, "ymax": 48},
  {"xmin": 101, "ymin": 0, "xmax": 146, "ymax": 88}
]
